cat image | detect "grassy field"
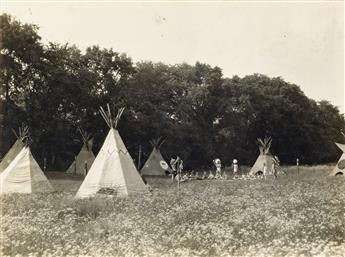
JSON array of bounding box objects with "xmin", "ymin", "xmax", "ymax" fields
[{"xmin": 1, "ymin": 166, "xmax": 345, "ymax": 257}]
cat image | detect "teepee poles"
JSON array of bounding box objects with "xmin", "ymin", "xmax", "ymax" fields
[
  {"xmin": 257, "ymin": 137, "xmax": 272, "ymax": 155},
  {"xmin": 100, "ymin": 106, "xmax": 112, "ymax": 128},
  {"xmin": 77, "ymin": 126, "xmax": 93, "ymax": 151},
  {"xmin": 77, "ymin": 127, "xmax": 88, "ymax": 144},
  {"xmin": 100, "ymin": 104, "xmax": 125, "ymax": 129},
  {"xmin": 149, "ymin": 137, "xmax": 166, "ymax": 149},
  {"xmin": 11, "ymin": 124, "xmax": 30, "ymax": 144}
]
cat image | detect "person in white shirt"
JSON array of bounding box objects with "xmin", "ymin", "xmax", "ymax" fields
[
  {"xmin": 272, "ymin": 160, "xmax": 277, "ymax": 179},
  {"xmin": 232, "ymin": 159, "xmax": 239, "ymax": 178},
  {"xmin": 233, "ymin": 159, "xmax": 238, "ymax": 173},
  {"xmin": 213, "ymin": 158, "xmax": 222, "ymax": 179},
  {"xmin": 263, "ymin": 162, "xmax": 268, "ymax": 179}
]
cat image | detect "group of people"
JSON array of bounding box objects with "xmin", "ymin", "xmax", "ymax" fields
[
  {"xmin": 168, "ymin": 155, "xmax": 282, "ymax": 182},
  {"xmin": 168, "ymin": 157, "xmax": 240, "ymax": 182},
  {"xmin": 169, "ymin": 156, "xmax": 184, "ymax": 181},
  {"xmin": 210, "ymin": 158, "xmax": 238, "ymax": 179},
  {"xmin": 265, "ymin": 155, "xmax": 281, "ymax": 179}
]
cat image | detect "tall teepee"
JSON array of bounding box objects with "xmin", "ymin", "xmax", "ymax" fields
[
  {"xmin": 0, "ymin": 146, "xmax": 54, "ymax": 194},
  {"xmin": 0, "ymin": 125, "xmax": 29, "ymax": 173},
  {"xmin": 249, "ymin": 137, "xmax": 276, "ymax": 175},
  {"xmin": 66, "ymin": 127, "xmax": 95, "ymax": 176},
  {"xmin": 75, "ymin": 105, "xmax": 148, "ymax": 198},
  {"xmin": 331, "ymin": 132, "xmax": 345, "ymax": 176},
  {"xmin": 141, "ymin": 137, "xmax": 172, "ymax": 176}
]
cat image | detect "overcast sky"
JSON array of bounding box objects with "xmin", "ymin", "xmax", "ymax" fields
[{"xmin": 2, "ymin": 1, "xmax": 344, "ymax": 112}]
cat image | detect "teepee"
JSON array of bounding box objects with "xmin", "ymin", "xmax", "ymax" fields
[
  {"xmin": 0, "ymin": 146, "xmax": 54, "ymax": 194},
  {"xmin": 141, "ymin": 137, "xmax": 172, "ymax": 176},
  {"xmin": 75, "ymin": 105, "xmax": 148, "ymax": 198},
  {"xmin": 0, "ymin": 125, "xmax": 29, "ymax": 173},
  {"xmin": 249, "ymin": 137, "xmax": 276, "ymax": 176},
  {"xmin": 331, "ymin": 132, "xmax": 345, "ymax": 176},
  {"xmin": 66, "ymin": 127, "xmax": 95, "ymax": 176}
]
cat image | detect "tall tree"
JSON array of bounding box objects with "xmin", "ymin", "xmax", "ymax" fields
[{"xmin": 0, "ymin": 14, "xmax": 44, "ymax": 156}]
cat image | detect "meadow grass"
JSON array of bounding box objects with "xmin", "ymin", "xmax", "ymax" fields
[{"xmin": 1, "ymin": 166, "xmax": 344, "ymax": 257}]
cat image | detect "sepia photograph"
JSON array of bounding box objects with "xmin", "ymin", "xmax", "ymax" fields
[{"xmin": 0, "ymin": 0, "xmax": 344, "ymax": 256}]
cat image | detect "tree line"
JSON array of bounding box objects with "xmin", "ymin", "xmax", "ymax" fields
[{"xmin": 1, "ymin": 14, "xmax": 344, "ymax": 170}]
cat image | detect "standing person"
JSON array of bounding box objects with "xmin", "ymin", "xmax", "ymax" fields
[
  {"xmin": 233, "ymin": 159, "xmax": 239, "ymax": 178},
  {"xmin": 178, "ymin": 158, "xmax": 184, "ymax": 173},
  {"xmin": 272, "ymin": 159, "xmax": 277, "ymax": 179},
  {"xmin": 213, "ymin": 158, "xmax": 222, "ymax": 179},
  {"xmin": 263, "ymin": 162, "xmax": 268, "ymax": 179},
  {"xmin": 173, "ymin": 156, "xmax": 182, "ymax": 182},
  {"xmin": 170, "ymin": 157, "xmax": 177, "ymax": 182},
  {"xmin": 177, "ymin": 158, "xmax": 184, "ymax": 181}
]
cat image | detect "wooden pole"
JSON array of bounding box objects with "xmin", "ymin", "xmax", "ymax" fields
[
  {"xmin": 138, "ymin": 145, "xmax": 142, "ymax": 170},
  {"xmin": 296, "ymin": 158, "xmax": 299, "ymax": 175},
  {"xmin": 177, "ymin": 168, "xmax": 180, "ymax": 192},
  {"xmin": 43, "ymin": 157, "xmax": 47, "ymax": 173},
  {"xmin": 177, "ymin": 158, "xmax": 181, "ymax": 192},
  {"xmin": 84, "ymin": 161, "xmax": 88, "ymax": 175},
  {"xmin": 74, "ymin": 156, "xmax": 77, "ymax": 174}
]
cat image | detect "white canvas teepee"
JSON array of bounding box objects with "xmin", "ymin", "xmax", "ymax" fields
[
  {"xmin": 66, "ymin": 127, "xmax": 95, "ymax": 176},
  {"xmin": 0, "ymin": 125, "xmax": 29, "ymax": 173},
  {"xmin": 141, "ymin": 138, "xmax": 172, "ymax": 176},
  {"xmin": 249, "ymin": 137, "xmax": 277, "ymax": 176},
  {"xmin": 75, "ymin": 105, "xmax": 148, "ymax": 198},
  {"xmin": 0, "ymin": 146, "xmax": 54, "ymax": 194},
  {"xmin": 331, "ymin": 143, "xmax": 345, "ymax": 176}
]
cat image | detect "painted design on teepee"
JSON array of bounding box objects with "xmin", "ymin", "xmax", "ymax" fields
[
  {"xmin": 0, "ymin": 124, "xmax": 29, "ymax": 173},
  {"xmin": 331, "ymin": 138, "xmax": 345, "ymax": 176},
  {"xmin": 141, "ymin": 137, "xmax": 172, "ymax": 176},
  {"xmin": 249, "ymin": 137, "xmax": 276, "ymax": 175},
  {"xmin": 75, "ymin": 105, "xmax": 148, "ymax": 198},
  {"xmin": 66, "ymin": 127, "xmax": 95, "ymax": 176},
  {"xmin": 0, "ymin": 146, "xmax": 54, "ymax": 194}
]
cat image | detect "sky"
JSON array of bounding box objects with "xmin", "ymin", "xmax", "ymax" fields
[{"xmin": 2, "ymin": 0, "xmax": 344, "ymax": 112}]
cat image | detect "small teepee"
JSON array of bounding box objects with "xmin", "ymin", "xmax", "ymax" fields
[
  {"xmin": 0, "ymin": 146, "xmax": 54, "ymax": 194},
  {"xmin": 66, "ymin": 127, "xmax": 95, "ymax": 176},
  {"xmin": 331, "ymin": 132, "xmax": 345, "ymax": 176},
  {"xmin": 75, "ymin": 105, "xmax": 148, "ymax": 198},
  {"xmin": 141, "ymin": 138, "xmax": 172, "ymax": 176},
  {"xmin": 249, "ymin": 137, "xmax": 276, "ymax": 176},
  {"xmin": 0, "ymin": 125, "xmax": 29, "ymax": 173}
]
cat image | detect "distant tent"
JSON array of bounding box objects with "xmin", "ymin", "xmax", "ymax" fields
[
  {"xmin": 66, "ymin": 127, "xmax": 95, "ymax": 176},
  {"xmin": 141, "ymin": 138, "xmax": 172, "ymax": 176},
  {"xmin": 249, "ymin": 137, "xmax": 277, "ymax": 176},
  {"xmin": 0, "ymin": 125, "xmax": 29, "ymax": 173},
  {"xmin": 331, "ymin": 142, "xmax": 345, "ymax": 176},
  {"xmin": 0, "ymin": 146, "xmax": 54, "ymax": 194},
  {"xmin": 75, "ymin": 105, "xmax": 149, "ymax": 198}
]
